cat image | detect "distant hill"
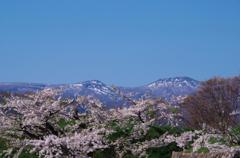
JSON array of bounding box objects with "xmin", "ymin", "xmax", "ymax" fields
[
  {"xmin": 0, "ymin": 83, "xmax": 46, "ymax": 93},
  {"xmin": 0, "ymin": 77, "xmax": 201, "ymax": 108},
  {"xmin": 119, "ymin": 77, "xmax": 200, "ymax": 104}
]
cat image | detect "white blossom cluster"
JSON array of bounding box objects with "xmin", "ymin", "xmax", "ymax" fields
[
  {"xmin": 27, "ymin": 128, "xmax": 108, "ymax": 158},
  {"xmin": 164, "ymin": 131, "xmax": 198, "ymax": 148},
  {"xmin": 1, "ymin": 90, "xmax": 240, "ymax": 157}
]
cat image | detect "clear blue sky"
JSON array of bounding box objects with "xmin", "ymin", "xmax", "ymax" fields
[{"xmin": 0, "ymin": 0, "xmax": 239, "ymax": 86}]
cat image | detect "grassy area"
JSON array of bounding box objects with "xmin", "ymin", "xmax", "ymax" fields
[
  {"xmin": 57, "ymin": 118, "xmax": 77, "ymax": 129},
  {"xmin": 107, "ymin": 119, "xmax": 135, "ymax": 141},
  {"xmin": 197, "ymin": 147, "xmax": 209, "ymax": 154}
]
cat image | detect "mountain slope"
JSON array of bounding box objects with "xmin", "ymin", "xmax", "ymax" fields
[
  {"xmin": 119, "ymin": 77, "xmax": 200, "ymax": 104},
  {"xmin": 49, "ymin": 80, "xmax": 132, "ymax": 108},
  {"xmin": 0, "ymin": 77, "xmax": 201, "ymax": 107}
]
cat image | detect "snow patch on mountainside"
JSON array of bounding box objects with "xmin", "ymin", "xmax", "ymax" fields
[{"xmin": 147, "ymin": 77, "xmax": 199, "ymax": 89}]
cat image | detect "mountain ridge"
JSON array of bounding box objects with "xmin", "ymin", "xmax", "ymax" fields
[{"xmin": 0, "ymin": 77, "xmax": 201, "ymax": 107}]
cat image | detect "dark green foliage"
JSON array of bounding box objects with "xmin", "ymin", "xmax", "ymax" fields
[
  {"xmin": 231, "ymin": 125, "xmax": 240, "ymax": 135},
  {"xmin": 146, "ymin": 142, "xmax": 183, "ymax": 158},
  {"xmin": 184, "ymin": 140, "xmax": 194, "ymax": 152},
  {"xmin": 107, "ymin": 119, "xmax": 135, "ymax": 141},
  {"xmin": 229, "ymin": 125, "xmax": 240, "ymax": 145},
  {"xmin": 107, "ymin": 129, "xmax": 128, "ymax": 141},
  {"xmin": 208, "ymin": 136, "xmax": 226, "ymax": 145},
  {"xmin": 122, "ymin": 151, "xmax": 138, "ymax": 158},
  {"xmin": 57, "ymin": 118, "xmax": 76, "ymax": 129},
  {"xmin": 145, "ymin": 126, "xmax": 163, "ymax": 140},
  {"xmin": 91, "ymin": 143, "xmax": 183, "ymax": 158},
  {"xmin": 90, "ymin": 148, "xmax": 116, "ymax": 158},
  {"xmin": 19, "ymin": 149, "xmax": 38, "ymax": 158},
  {"xmin": 107, "ymin": 126, "xmax": 133, "ymax": 141},
  {"xmin": 0, "ymin": 141, "xmax": 38, "ymax": 158},
  {"xmin": 78, "ymin": 123, "xmax": 87, "ymax": 129},
  {"xmin": 0, "ymin": 137, "xmax": 8, "ymax": 154},
  {"xmin": 196, "ymin": 147, "xmax": 209, "ymax": 153},
  {"xmin": 167, "ymin": 126, "xmax": 192, "ymax": 135},
  {"xmin": 146, "ymin": 125, "xmax": 192, "ymax": 140},
  {"xmin": 208, "ymin": 136, "xmax": 218, "ymax": 144},
  {"xmin": 90, "ymin": 148, "xmax": 137, "ymax": 158}
]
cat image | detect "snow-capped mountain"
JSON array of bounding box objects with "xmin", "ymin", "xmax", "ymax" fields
[
  {"xmin": 52, "ymin": 80, "xmax": 131, "ymax": 108},
  {"xmin": 119, "ymin": 77, "xmax": 200, "ymax": 104},
  {"xmin": 0, "ymin": 77, "xmax": 201, "ymax": 107},
  {"xmin": 146, "ymin": 77, "xmax": 200, "ymax": 103},
  {"xmin": 147, "ymin": 77, "xmax": 200, "ymax": 89}
]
